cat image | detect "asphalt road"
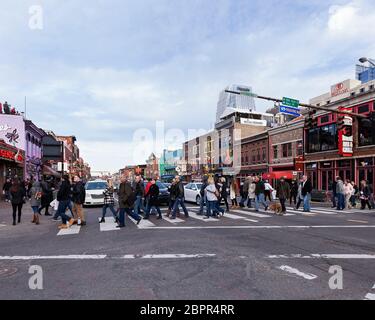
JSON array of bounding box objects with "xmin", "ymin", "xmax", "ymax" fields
[{"xmin": 0, "ymin": 201, "xmax": 375, "ymax": 300}]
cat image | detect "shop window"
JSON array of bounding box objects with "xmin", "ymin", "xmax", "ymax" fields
[
  {"xmin": 320, "ymin": 115, "xmax": 330, "ymax": 124},
  {"xmin": 358, "ymin": 105, "xmax": 369, "ymax": 114},
  {"xmin": 358, "ymin": 114, "xmax": 375, "ymax": 146},
  {"xmin": 307, "ymin": 124, "xmax": 337, "ymax": 153}
]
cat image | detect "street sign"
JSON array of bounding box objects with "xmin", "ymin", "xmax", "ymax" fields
[
  {"xmin": 279, "ymin": 105, "xmax": 301, "ymax": 117},
  {"xmin": 282, "ymin": 97, "xmax": 300, "ymax": 108}
]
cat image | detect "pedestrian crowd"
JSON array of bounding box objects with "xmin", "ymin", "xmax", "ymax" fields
[{"xmin": 2, "ymin": 173, "xmax": 374, "ymax": 228}]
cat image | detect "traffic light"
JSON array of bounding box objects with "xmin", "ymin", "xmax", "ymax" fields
[{"xmin": 305, "ymin": 109, "xmax": 317, "ymax": 130}]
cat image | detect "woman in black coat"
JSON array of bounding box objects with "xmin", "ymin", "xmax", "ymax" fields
[
  {"xmin": 10, "ymin": 180, "xmax": 26, "ymax": 225},
  {"xmin": 144, "ymin": 179, "xmax": 162, "ymax": 219}
]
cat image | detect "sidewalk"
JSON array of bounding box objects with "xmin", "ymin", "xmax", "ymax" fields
[{"xmin": 0, "ymin": 200, "xmax": 35, "ymax": 224}]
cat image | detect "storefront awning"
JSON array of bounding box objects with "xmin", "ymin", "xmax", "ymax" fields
[
  {"xmin": 43, "ymin": 165, "xmax": 61, "ymax": 177},
  {"xmin": 262, "ymin": 171, "xmax": 297, "ymax": 180}
]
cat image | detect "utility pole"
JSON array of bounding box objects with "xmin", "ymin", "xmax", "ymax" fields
[{"xmin": 225, "ymin": 90, "xmax": 367, "ymax": 119}]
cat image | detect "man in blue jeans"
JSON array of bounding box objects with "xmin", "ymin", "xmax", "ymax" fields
[
  {"xmin": 198, "ymin": 176, "xmax": 208, "ymax": 215},
  {"xmin": 301, "ymin": 175, "xmax": 313, "ymax": 212},
  {"xmin": 171, "ymin": 176, "xmax": 189, "ymax": 219},
  {"xmin": 254, "ymin": 176, "xmax": 268, "ymax": 212},
  {"xmin": 133, "ymin": 175, "xmax": 145, "ymax": 216},
  {"xmin": 56, "ymin": 175, "xmax": 75, "ymax": 229},
  {"xmin": 335, "ymin": 176, "xmax": 345, "ymax": 210}
]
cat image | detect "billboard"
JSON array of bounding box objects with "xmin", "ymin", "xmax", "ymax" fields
[{"xmin": 0, "ymin": 114, "xmax": 25, "ymax": 151}]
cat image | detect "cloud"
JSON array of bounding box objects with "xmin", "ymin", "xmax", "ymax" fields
[{"xmin": 1, "ymin": 0, "xmax": 375, "ymax": 172}]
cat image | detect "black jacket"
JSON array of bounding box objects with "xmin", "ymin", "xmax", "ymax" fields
[
  {"xmin": 302, "ymin": 179, "xmax": 313, "ymax": 196},
  {"xmin": 134, "ymin": 181, "xmax": 145, "ymax": 197},
  {"xmin": 57, "ymin": 180, "xmax": 72, "ymax": 202},
  {"xmin": 2, "ymin": 182, "xmax": 12, "ymax": 191},
  {"xmin": 175, "ymin": 181, "xmax": 185, "ymax": 198},
  {"xmin": 169, "ymin": 184, "xmax": 178, "ymax": 201},
  {"xmin": 255, "ymin": 181, "xmax": 265, "ymax": 196},
  {"xmin": 148, "ymin": 184, "xmax": 160, "ymax": 206},
  {"xmin": 72, "ymin": 181, "xmax": 86, "ymax": 204},
  {"xmin": 118, "ymin": 182, "xmax": 134, "ymax": 209},
  {"xmin": 10, "ymin": 186, "xmax": 26, "ymax": 205}
]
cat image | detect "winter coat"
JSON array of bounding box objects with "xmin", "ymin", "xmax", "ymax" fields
[
  {"xmin": 277, "ymin": 181, "xmax": 291, "ymax": 200},
  {"xmin": 302, "ymin": 179, "xmax": 312, "ymax": 196},
  {"xmin": 103, "ymin": 187, "xmax": 115, "ymax": 205},
  {"xmin": 10, "ymin": 185, "xmax": 26, "ymax": 205},
  {"xmin": 30, "ymin": 182, "xmax": 42, "ymax": 207},
  {"xmin": 220, "ymin": 182, "xmax": 228, "ymax": 197},
  {"xmin": 248, "ymin": 182, "xmax": 256, "ymax": 199},
  {"xmin": 206, "ymin": 184, "xmax": 218, "ymax": 202},
  {"xmin": 290, "ymin": 182, "xmax": 298, "ymax": 196},
  {"xmin": 148, "ymin": 184, "xmax": 160, "ymax": 206},
  {"xmin": 118, "ymin": 182, "xmax": 134, "ymax": 209},
  {"xmin": 40, "ymin": 181, "xmax": 53, "ymax": 206},
  {"xmin": 230, "ymin": 183, "xmax": 239, "ymax": 199},
  {"xmin": 169, "ymin": 183, "xmax": 178, "ymax": 201},
  {"xmin": 57, "ymin": 180, "xmax": 71, "ymax": 202},
  {"xmin": 344, "ymin": 183, "xmax": 354, "ymax": 196},
  {"xmin": 242, "ymin": 178, "xmax": 251, "ymax": 195},
  {"xmin": 255, "ymin": 181, "xmax": 265, "ymax": 196},
  {"xmin": 2, "ymin": 181, "xmax": 11, "ymax": 191},
  {"xmin": 336, "ymin": 180, "xmax": 345, "ymax": 195},
  {"xmin": 175, "ymin": 181, "xmax": 185, "ymax": 199},
  {"xmin": 72, "ymin": 181, "xmax": 86, "ymax": 204},
  {"xmin": 134, "ymin": 181, "xmax": 145, "ymax": 197}
]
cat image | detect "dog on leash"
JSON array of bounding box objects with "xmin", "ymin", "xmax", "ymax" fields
[{"xmin": 268, "ymin": 202, "xmax": 284, "ymax": 215}]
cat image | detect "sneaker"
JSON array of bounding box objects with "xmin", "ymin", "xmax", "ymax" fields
[
  {"xmin": 203, "ymin": 216, "xmax": 210, "ymax": 219},
  {"xmin": 99, "ymin": 218, "xmax": 105, "ymax": 223},
  {"xmin": 137, "ymin": 218, "xmax": 142, "ymax": 225},
  {"xmin": 157, "ymin": 216, "xmax": 162, "ymax": 220},
  {"xmin": 116, "ymin": 225, "xmax": 125, "ymax": 228}
]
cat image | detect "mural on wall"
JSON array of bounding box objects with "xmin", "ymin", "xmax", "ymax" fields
[{"xmin": 0, "ymin": 115, "xmax": 25, "ymax": 150}]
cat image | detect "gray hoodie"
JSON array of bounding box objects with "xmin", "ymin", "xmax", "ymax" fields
[
  {"xmin": 336, "ymin": 180, "xmax": 345, "ymax": 195},
  {"xmin": 30, "ymin": 181, "xmax": 42, "ymax": 207}
]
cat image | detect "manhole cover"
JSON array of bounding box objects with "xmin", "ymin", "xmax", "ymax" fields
[{"xmin": 0, "ymin": 267, "xmax": 18, "ymax": 278}]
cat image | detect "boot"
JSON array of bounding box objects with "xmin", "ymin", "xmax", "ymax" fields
[
  {"xmin": 99, "ymin": 217, "xmax": 105, "ymax": 223},
  {"xmin": 31, "ymin": 214, "xmax": 36, "ymax": 223},
  {"xmin": 12, "ymin": 220, "xmax": 16, "ymax": 226},
  {"xmin": 18, "ymin": 216, "xmax": 21, "ymax": 224},
  {"xmin": 35, "ymin": 214, "xmax": 40, "ymax": 225}
]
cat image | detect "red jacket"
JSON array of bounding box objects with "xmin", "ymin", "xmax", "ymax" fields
[{"xmin": 145, "ymin": 182, "xmax": 152, "ymax": 196}]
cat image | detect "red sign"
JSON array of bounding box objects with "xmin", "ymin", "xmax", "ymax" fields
[{"xmin": 338, "ymin": 107, "xmax": 353, "ymax": 157}]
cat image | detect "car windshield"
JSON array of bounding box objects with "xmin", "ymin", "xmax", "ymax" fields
[
  {"xmin": 196, "ymin": 183, "xmax": 202, "ymax": 189},
  {"xmin": 85, "ymin": 182, "xmax": 108, "ymax": 190}
]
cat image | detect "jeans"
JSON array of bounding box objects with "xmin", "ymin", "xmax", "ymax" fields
[
  {"xmin": 220, "ymin": 196, "xmax": 229, "ymax": 211},
  {"xmin": 264, "ymin": 190, "xmax": 272, "ymax": 202},
  {"xmin": 199, "ymin": 194, "xmax": 207, "ymax": 215},
  {"xmin": 145, "ymin": 202, "xmax": 162, "ymax": 218},
  {"xmin": 118, "ymin": 208, "xmax": 141, "ymax": 227},
  {"xmin": 279, "ymin": 198, "xmax": 287, "ymax": 212},
  {"xmin": 134, "ymin": 196, "xmax": 144, "ymax": 215},
  {"xmin": 255, "ymin": 194, "xmax": 268, "ymax": 211},
  {"xmin": 303, "ymin": 193, "xmax": 311, "ymax": 212},
  {"xmin": 296, "ymin": 197, "xmax": 303, "ymax": 210},
  {"xmin": 56, "ymin": 200, "xmax": 72, "ymax": 224},
  {"xmin": 206, "ymin": 201, "xmax": 218, "ymax": 217},
  {"xmin": 31, "ymin": 206, "xmax": 39, "ymax": 214},
  {"xmin": 331, "ymin": 193, "xmax": 337, "ymax": 207},
  {"xmin": 239, "ymin": 194, "xmax": 248, "ymax": 207},
  {"xmin": 337, "ymin": 193, "xmax": 345, "ymax": 210},
  {"xmin": 350, "ymin": 195, "xmax": 356, "ymax": 207},
  {"xmin": 172, "ymin": 197, "xmax": 189, "ymax": 217},
  {"xmin": 214, "ymin": 201, "xmax": 225, "ymax": 215},
  {"xmin": 102, "ymin": 204, "xmax": 118, "ymax": 219},
  {"xmin": 12, "ymin": 203, "xmax": 23, "ymax": 222}
]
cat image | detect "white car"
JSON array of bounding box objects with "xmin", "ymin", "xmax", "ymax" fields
[
  {"xmin": 184, "ymin": 182, "xmax": 203, "ymax": 205},
  {"xmin": 84, "ymin": 180, "xmax": 108, "ymax": 206}
]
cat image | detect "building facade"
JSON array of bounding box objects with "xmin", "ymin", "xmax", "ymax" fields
[
  {"xmin": 25, "ymin": 120, "xmax": 45, "ymax": 180},
  {"xmin": 305, "ymin": 78, "xmax": 375, "ymax": 192}
]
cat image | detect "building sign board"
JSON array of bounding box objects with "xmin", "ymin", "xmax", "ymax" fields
[
  {"xmin": 240, "ymin": 118, "xmax": 267, "ymax": 126},
  {"xmin": 0, "ymin": 115, "xmax": 25, "ymax": 151}
]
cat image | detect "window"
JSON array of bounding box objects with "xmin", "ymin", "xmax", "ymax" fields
[
  {"xmin": 282, "ymin": 143, "xmax": 292, "ymax": 158},
  {"xmin": 307, "ymin": 124, "xmax": 337, "ymax": 153},
  {"xmin": 360, "ymin": 88, "xmax": 365, "ymax": 93},
  {"xmin": 297, "ymin": 140, "xmax": 303, "ymax": 156},
  {"xmin": 273, "ymin": 146, "xmax": 278, "ymax": 159},
  {"xmin": 370, "ymin": 85, "xmax": 374, "ymax": 90},
  {"xmin": 320, "ymin": 115, "xmax": 330, "ymax": 124},
  {"xmin": 257, "ymin": 149, "xmax": 260, "ymax": 162},
  {"xmin": 262, "ymin": 147, "xmax": 266, "ymax": 162},
  {"xmin": 358, "ymin": 105, "xmax": 369, "ymax": 114},
  {"xmin": 358, "ymin": 116, "xmax": 375, "ymax": 146}
]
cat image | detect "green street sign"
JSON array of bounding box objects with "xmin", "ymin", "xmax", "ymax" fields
[
  {"xmin": 242, "ymin": 92, "xmax": 258, "ymax": 98},
  {"xmin": 282, "ymin": 97, "xmax": 299, "ymax": 108}
]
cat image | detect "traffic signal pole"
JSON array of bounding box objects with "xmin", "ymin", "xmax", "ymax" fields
[{"xmin": 225, "ymin": 90, "xmax": 367, "ymax": 119}]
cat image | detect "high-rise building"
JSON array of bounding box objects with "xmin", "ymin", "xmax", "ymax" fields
[{"xmin": 216, "ymin": 84, "xmax": 256, "ymax": 123}]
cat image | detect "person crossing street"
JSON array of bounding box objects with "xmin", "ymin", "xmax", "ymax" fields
[
  {"xmin": 72, "ymin": 176, "xmax": 86, "ymax": 226},
  {"xmin": 100, "ymin": 179, "xmax": 118, "ymax": 223},
  {"xmin": 171, "ymin": 176, "xmax": 189, "ymax": 220}
]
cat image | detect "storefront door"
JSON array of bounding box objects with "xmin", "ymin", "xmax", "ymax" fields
[
  {"xmin": 321, "ymin": 170, "xmax": 334, "ymax": 191},
  {"xmin": 359, "ymin": 168, "xmax": 374, "ymax": 190}
]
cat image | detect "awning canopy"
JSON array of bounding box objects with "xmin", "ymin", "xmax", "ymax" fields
[
  {"xmin": 43, "ymin": 165, "xmax": 61, "ymax": 177},
  {"xmin": 262, "ymin": 171, "xmax": 297, "ymax": 180}
]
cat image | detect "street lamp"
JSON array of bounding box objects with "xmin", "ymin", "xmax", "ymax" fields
[{"xmin": 359, "ymin": 57, "xmax": 375, "ymax": 67}]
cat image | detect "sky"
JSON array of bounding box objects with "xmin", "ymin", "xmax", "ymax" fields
[{"xmin": 1, "ymin": 0, "xmax": 375, "ymax": 172}]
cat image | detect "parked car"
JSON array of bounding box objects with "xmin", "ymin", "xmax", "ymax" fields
[
  {"xmin": 184, "ymin": 182, "xmax": 203, "ymax": 205},
  {"xmin": 144, "ymin": 181, "xmax": 170, "ymax": 205},
  {"xmin": 84, "ymin": 179, "xmax": 108, "ymax": 206}
]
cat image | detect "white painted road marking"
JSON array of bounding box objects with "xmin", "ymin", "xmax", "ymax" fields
[
  {"xmin": 0, "ymin": 255, "xmax": 107, "ymax": 260},
  {"xmin": 365, "ymin": 293, "xmax": 375, "ymax": 300},
  {"xmin": 222, "ymin": 212, "xmax": 259, "ymax": 223},
  {"xmin": 279, "ymin": 265, "xmax": 318, "ymax": 280},
  {"xmin": 121, "ymin": 254, "xmax": 216, "ymax": 259},
  {"xmin": 0, "ymin": 254, "xmax": 215, "ymax": 260},
  {"xmin": 268, "ymin": 254, "xmax": 375, "ymax": 259},
  {"xmin": 98, "ymin": 217, "xmax": 119, "ymax": 232},
  {"xmin": 162, "ymin": 215, "xmax": 185, "ymax": 224},
  {"xmin": 231, "ymin": 209, "xmax": 270, "ymax": 218},
  {"xmin": 347, "ymin": 219, "xmax": 368, "ymax": 224},
  {"xmin": 135, "ymin": 225, "xmax": 375, "ymax": 230},
  {"xmin": 57, "ymin": 225, "xmax": 81, "ymax": 236},
  {"xmin": 188, "ymin": 211, "xmax": 220, "ymax": 222},
  {"xmin": 128, "ymin": 216, "xmax": 156, "ymax": 229},
  {"xmin": 0, "ymin": 224, "xmax": 6, "ymax": 228}
]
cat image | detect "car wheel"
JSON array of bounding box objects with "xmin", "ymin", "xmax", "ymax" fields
[{"xmin": 196, "ymin": 195, "xmax": 201, "ymax": 206}]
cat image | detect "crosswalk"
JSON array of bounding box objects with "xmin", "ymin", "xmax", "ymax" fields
[{"xmin": 52, "ymin": 205, "xmax": 373, "ymax": 236}]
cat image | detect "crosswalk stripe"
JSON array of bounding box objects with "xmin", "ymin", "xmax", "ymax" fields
[
  {"xmin": 57, "ymin": 225, "xmax": 81, "ymax": 236},
  {"xmin": 188, "ymin": 211, "xmax": 220, "ymax": 222},
  {"xmin": 98, "ymin": 217, "xmax": 119, "ymax": 232},
  {"xmin": 221, "ymin": 213, "xmax": 258, "ymax": 223},
  {"xmin": 231, "ymin": 209, "xmax": 270, "ymax": 218},
  {"xmin": 162, "ymin": 215, "xmax": 185, "ymax": 224},
  {"xmin": 286, "ymin": 207, "xmax": 337, "ymax": 215},
  {"xmin": 128, "ymin": 216, "xmax": 156, "ymax": 229}
]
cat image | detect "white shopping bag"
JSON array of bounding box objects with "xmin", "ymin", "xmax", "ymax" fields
[
  {"xmin": 272, "ymin": 190, "xmax": 277, "ymax": 200},
  {"xmin": 50, "ymin": 199, "xmax": 59, "ymax": 211}
]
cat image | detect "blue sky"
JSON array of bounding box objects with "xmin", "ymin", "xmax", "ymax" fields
[{"xmin": 1, "ymin": 0, "xmax": 375, "ymax": 172}]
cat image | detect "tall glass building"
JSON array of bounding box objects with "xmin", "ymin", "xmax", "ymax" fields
[
  {"xmin": 216, "ymin": 84, "xmax": 256, "ymax": 123},
  {"xmin": 356, "ymin": 64, "xmax": 375, "ymax": 83}
]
